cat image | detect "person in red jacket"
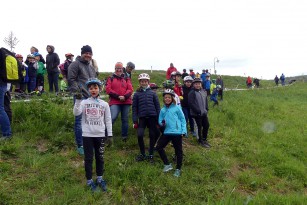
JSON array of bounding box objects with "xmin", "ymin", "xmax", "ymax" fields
[
  {"xmin": 166, "ymin": 63, "xmax": 177, "ymax": 80},
  {"xmin": 106, "ymin": 62, "xmax": 134, "ymax": 142}
]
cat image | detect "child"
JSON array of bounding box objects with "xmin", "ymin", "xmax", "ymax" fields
[
  {"xmin": 132, "ymin": 73, "xmax": 161, "ymax": 163},
  {"xmin": 149, "ymin": 83, "xmax": 159, "ymax": 92},
  {"xmin": 73, "ymin": 78, "xmax": 112, "ymax": 192},
  {"xmin": 162, "ymin": 80, "xmax": 181, "ymax": 106},
  {"xmin": 59, "ymin": 74, "xmax": 68, "ymax": 92},
  {"xmin": 26, "ymin": 54, "xmax": 38, "ymax": 93},
  {"xmin": 204, "ymin": 75, "xmax": 211, "ymax": 96},
  {"xmin": 15, "ymin": 54, "xmax": 29, "ymax": 93},
  {"xmin": 210, "ymin": 85, "xmax": 221, "ymax": 106},
  {"xmin": 188, "ymin": 78, "xmax": 211, "ymax": 148},
  {"xmin": 34, "ymin": 52, "xmax": 46, "ymax": 94},
  {"xmin": 171, "ymin": 71, "xmax": 183, "ymax": 99},
  {"xmin": 181, "ymin": 76, "xmax": 195, "ymax": 137},
  {"xmin": 156, "ymin": 89, "xmax": 186, "ymax": 177}
]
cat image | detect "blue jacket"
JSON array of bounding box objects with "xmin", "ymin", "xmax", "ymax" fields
[
  {"xmin": 200, "ymin": 73, "xmax": 207, "ymax": 82},
  {"xmin": 159, "ymin": 104, "xmax": 187, "ymax": 136},
  {"xmin": 132, "ymin": 87, "xmax": 160, "ymax": 123},
  {"xmin": 204, "ymin": 79, "xmax": 211, "ymax": 90}
]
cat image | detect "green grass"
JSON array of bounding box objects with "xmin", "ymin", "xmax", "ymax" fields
[{"xmin": 0, "ymin": 71, "xmax": 306, "ymax": 204}]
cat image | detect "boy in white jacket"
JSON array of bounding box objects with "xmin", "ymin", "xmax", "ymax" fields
[{"xmin": 73, "ymin": 78, "xmax": 112, "ymax": 192}]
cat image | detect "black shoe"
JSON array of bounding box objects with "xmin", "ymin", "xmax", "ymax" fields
[
  {"xmin": 122, "ymin": 136, "xmax": 127, "ymax": 142},
  {"xmin": 135, "ymin": 154, "xmax": 146, "ymax": 162},
  {"xmin": 198, "ymin": 140, "xmax": 210, "ymax": 148},
  {"xmin": 204, "ymin": 140, "xmax": 211, "ymax": 148},
  {"xmin": 147, "ymin": 155, "xmax": 154, "ymax": 163}
]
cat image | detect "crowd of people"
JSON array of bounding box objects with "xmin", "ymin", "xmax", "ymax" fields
[{"xmin": 0, "ymin": 45, "xmax": 225, "ymax": 192}]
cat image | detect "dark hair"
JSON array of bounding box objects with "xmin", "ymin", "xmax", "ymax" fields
[
  {"xmin": 31, "ymin": 46, "xmax": 39, "ymax": 52},
  {"xmin": 126, "ymin": 62, "xmax": 135, "ymax": 69}
]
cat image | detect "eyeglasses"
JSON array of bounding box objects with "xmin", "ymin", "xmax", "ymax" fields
[{"xmin": 115, "ymin": 67, "xmax": 123, "ymax": 69}]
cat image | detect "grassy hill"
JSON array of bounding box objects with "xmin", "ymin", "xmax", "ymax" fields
[{"xmin": 0, "ymin": 71, "xmax": 306, "ymax": 204}]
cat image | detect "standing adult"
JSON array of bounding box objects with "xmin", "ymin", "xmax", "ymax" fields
[
  {"xmin": 68, "ymin": 45, "xmax": 97, "ymax": 154},
  {"xmin": 123, "ymin": 62, "xmax": 135, "ymax": 79},
  {"xmin": 189, "ymin": 69, "xmax": 195, "ymax": 79},
  {"xmin": 200, "ymin": 69, "xmax": 207, "ymax": 84},
  {"xmin": 105, "ymin": 62, "xmax": 133, "ymax": 142},
  {"xmin": 274, "ymin": 75, "xmax": 279, "ymax": 86},
  {"xmin": 216, "ymin": 75, "xmax": 224, "ymax": 100},
  {"xmin": 166, "ymin": 63, "xmax": 177, "ymax": 80},
  {"xmin": 46, "ymin": 45, "xmax": 60, "ymax": 93},
  {"xmin": 280, "ymin": 73, "xmax": 285, "ymax": 86},
  {"xmin": 0, "ymin": 80, "xmax": 12, "ymax": 140},
  {"xmin": 246, "ymin": 76, "xmax": 253, "ymax": 88},
  {"xmin": 181, "ymin": 69, "xmax": 189, "ymax": 79}
]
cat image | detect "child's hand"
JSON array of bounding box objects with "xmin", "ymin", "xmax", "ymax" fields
[
  {"xmin": 161, "ymin": 120, "xmax": 166, "ymax": 127},
  {"xmin": 74, "ymin": 93, "xmax": 83, "ymax": 100},
  {"xmin": 133, "ymin": 123, "xmax": 138, "ymax": 129}
]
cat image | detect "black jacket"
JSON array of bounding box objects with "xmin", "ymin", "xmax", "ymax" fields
[
  {"xmin": 46, "ymin": 45, "xmax": 60, "ymax": 73},
  {"xmin": 181, "ymin": 85, "xmax": 192, "ymax": 107},
  {"xmin": 132, "ymin": 87, "xmax": 161, "ymax": 123}
]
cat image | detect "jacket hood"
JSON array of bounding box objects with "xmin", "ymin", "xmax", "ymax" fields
[{"xmin": 46, "ymin": 45, "xmax": 55, "ymax": 53}]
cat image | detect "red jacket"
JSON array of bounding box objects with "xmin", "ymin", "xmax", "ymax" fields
[
  {"xmin": 174, "ymin": 82, "xmax": 183, "ymax": 97},
  {"xmin": 166, "ymin": 66, "xmax": 177, "ymax": 80},
  {"xmin": 106, "ymin": 74, "xmax": 133, "ymax": 105}
]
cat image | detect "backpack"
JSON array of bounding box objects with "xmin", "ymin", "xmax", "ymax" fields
[{"xmin": 0, "ymin": 47, "xmax": 21, "ymax": 82}]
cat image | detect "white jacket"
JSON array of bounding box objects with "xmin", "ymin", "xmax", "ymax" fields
[{"xmin": 73, "ymin": 97, "xmax": 112, "ymax": 137}]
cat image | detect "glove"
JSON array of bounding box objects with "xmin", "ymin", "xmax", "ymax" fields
[
  {"xmin": 179, "ymin": 96, "xmax": 183, "ymax": 100},
  {"xmin": 74, "ymin": 93, "xmax": 83, "ymax": 100},
  {"xmin": 161, "ymin": 120, "xmax": 166, "ymax": 127},
  {"xmin": 133, "ymin": 123, "xmax": 138, "ymax": 129}
]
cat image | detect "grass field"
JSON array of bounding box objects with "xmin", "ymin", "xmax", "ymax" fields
[{"xmin": 0, "ymin": 71, "xmax": 306, "ymax": 204}]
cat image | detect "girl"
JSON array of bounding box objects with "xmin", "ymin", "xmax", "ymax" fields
[
  {"xmin": 73, "ymin": 78, "xmax": 112, "ymax": 192},
  {"xmin": 156, "ymin": 89, "xmax": 186, "ymax": 177}
]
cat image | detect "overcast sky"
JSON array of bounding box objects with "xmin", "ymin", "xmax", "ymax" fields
[{"xmin": 1, "ymin": 0, "xmax": 307, "ymax": 79}]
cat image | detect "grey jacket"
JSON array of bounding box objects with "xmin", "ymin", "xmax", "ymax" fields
[
  {"xmin": 188, "ymin": 88, "xmax": 209, "ymax": 117},
  {"xmin": 67, "ymin": 56, "xmax": 97, "ymax": 93}
]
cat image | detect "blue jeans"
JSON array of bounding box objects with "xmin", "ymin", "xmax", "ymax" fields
[
  {"xmin": 110, "ymin": 104, "xmax": 130, "ymax": 137},
  {"xmin": 27, "ymin": 77, "xmax": 36, "ymax": 92},
  {"xmin": 182, "ymin": 107, "xmax": 194, "ymax": 132},
  {"xmin": 74, "ymin": 96, "xmax": 85, "ymax": 147},
  {"xmin": 0, "ymin": 84, "xmax": 11, "ymax": 137},
  {"xmin": 48, "ymin": 72, "xmax": 59, "ymax": 92}
]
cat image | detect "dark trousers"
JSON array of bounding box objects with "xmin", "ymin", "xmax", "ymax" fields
[
  {"xmin": 182, "ymin": 107, "xmax": 194, "ymax": 132},
  {"xmin": 36, "ymin": 74, "xmax": 44, "ymax": 87},
  {"xmin": 156, "ymin": 135, "xmax": 183, "ymax": 169},
  {"xmin": 137, "ymin": 117, "xmax": 159, "ymax": 155},
  {"xmin": 4, "ymin": 91, "xmax": 12, "ymax": 123},
  {"xmin": 83, "ymin": 137, "xmax": 105, "ymax": 180},
  {"xmin": 47, "ymin": 72, "xmax": 59, "ymax": 92},
  {"xmin": 27, "ymin": 77, "xmax": 36, "ymax": 92},
  {"xmin": 218, "ymin": 89, "xmax": 223, "ymax": 100},
  {"xmin": 193, "ymin": 115, "xmax": 210, "ymax": 141}
]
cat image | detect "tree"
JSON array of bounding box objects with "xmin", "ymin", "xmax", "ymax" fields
[{"xmin": 3, "ymin": 31, "xmax": 19, "ymax": 52}]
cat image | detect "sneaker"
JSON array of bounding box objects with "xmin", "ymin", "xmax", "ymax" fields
[
  {"xmin": 77, "ymin": 146, "xmax": 84, "ymax": 155},
  {"xmin": 174, "ymin": 169, "xmax": 181, "ymax": 177},
  {"xmin": 0, "ymin": 136, "xmax": 12, "ymax": 141},
  {"xmin": 147, "ymin": 155, "xmax": 154, "ymax": 163},
  {"xmin": 87, "ymin": 181, "xmax": 97, "ymax": 192},
  {"xmin": 204, "ymin": 140, "xmax": 211, "ymax": 148},
  {"xmin": 198, "ymin": 140, "xmax": 210, "ymax": 148},
  {"xmin": 135, "ymin": 154, "xmax": 146, "ymax": 162},
  {"xmin": 122, "ymin": 136, "xmax": 127, "ymax": 142},
  {"xmin": 97, "ymin": 179, "xmax": 107, "ymax": 192},
  {"xmin": 192, "ymin": 132, "xmax": 197, "ymax": 137},
  {"xmin": 163, "ymin": 164, "xmax": 173, "ymax": 172}
]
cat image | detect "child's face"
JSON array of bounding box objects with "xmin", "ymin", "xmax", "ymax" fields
[
  {"xmin": 35, "ymin": 56, "xmax": 40, "ymax": 61},
  {"xmin": 29, "ymin": 58, "xmax": 35, "ymax": 63},
  {"xmin": 17, "ymin": 58, "xmax": 23, "ymax": 63},
  {"xmin": 184, "ymin": 81, "xmax": 192, "ymax": 87},
  {"xmin": 89, "ymin": 84, "xmax": 100, "ymax": 97},
  {"xmin": 193, "ymin": 82, "xmax": 202, "ymax": 89},
  {"xmin": 163, "ymin": 94, "xmax": 173, "ymax": 104},
  {"xmin": 175, "ymin": 75, "xmax": 181, "ymax": 82},
  {"xmin": 139, "ymin": 79, "xmax": 149, "ymax": 88}
]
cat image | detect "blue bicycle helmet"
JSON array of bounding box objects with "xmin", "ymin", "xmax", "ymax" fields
[{"xmin": 85, "ymin": 78, "xmax": 102, "ymax": 88}]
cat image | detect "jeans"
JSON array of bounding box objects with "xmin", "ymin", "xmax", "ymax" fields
[
  {"xmin": 137, "ymin": 117, "xmax": 159, "ymax": 155},
  {"xmin": 27, "ymin": 77, "xmax": 36, "ymax": 92},
  {"xmin": 48, "ymin": 72, "xmax": 59, "ymax": 92},
  {"xmin": 74, "ymin": 96, "xmax": 85, "ymax": 147},
  {"xmin": 0, "ymin": 84, "xmax": 11, "ymax": 137},
  {"xmin": 182, "ymin": 107, "xmax": 194, "ymax": 132},
  {"xmin": 110, "ymin": 104, "xmax": 130, "ymax": 137}
]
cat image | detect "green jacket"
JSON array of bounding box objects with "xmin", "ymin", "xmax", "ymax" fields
[{"xmin": 37, "ymin": 62, "xmax": 46, "ymax": 76}]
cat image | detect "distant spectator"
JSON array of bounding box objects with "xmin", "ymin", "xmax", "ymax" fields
[
  {"xmin": 216, "ymin": 75, "xmax": 224, "ymax": 100},
  {"xmin": 189, "ymin": 69, "xmax": 195, "ymax": 79},
  {"xmin": 280, "ymin": 73, "xmax": 285, "ymax": 86},
  {"xmin": 25, "ymin": 46, "xmax": 46, "ymax": 65},
  {"xmin": 181, "ymin": 69, "xmax": 189, "ymax": 79},
  {"xmin": 204, "ymin": 75, "xmax": 211, "ymax": 95},
  {"xmin": 274, "ymin": 75, "xmax": 279, "ymax": 86},
  {"xmin": 124, "ymin": 62, "xmax": 135, "ymax": 79},
  {"xmin": 253, "ymin": 78, "xmax": 260, "ymax": 88},
  {"xmin": 166, "ymin": 63, "xmax": 177, "ymax": 80},
  {"xmin": 90, "ymin": 58, "xmax": 99, "ymax": 77},
  {"xmin": 246, "ymin": 76, "xmax": 253, "ymax": 88},
  {"xmin": 46, "ymin": 45, "xmax": 60, "ymax": 93},
  {"xmin": 200, "ymin": 69, "xmax": 207, "ymax": 84}
]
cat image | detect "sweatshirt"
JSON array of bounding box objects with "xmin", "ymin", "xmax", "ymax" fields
[{"xmin": 73, "ymin": 97, "xmax": 113, "ymax": 137}]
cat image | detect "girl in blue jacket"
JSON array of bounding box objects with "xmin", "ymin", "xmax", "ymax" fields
[{"xmin": 156, "ymin": 89, "xmax": 187, "ymax": 177}]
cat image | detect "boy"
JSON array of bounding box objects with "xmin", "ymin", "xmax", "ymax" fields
[
  {"xmin": 181, "ymin": 76, "xmax": 195, "ymax": 137},
  {"xmin": 73, "ymin": 78, "xmax": 112, "ymax": 192},
  {"xmin": 188, "ymin": 78, "xmax": 210, "ymax": 148},
  {"xmin": 34, "ymin": 52, "xmax": 46, "ymax": 94}
]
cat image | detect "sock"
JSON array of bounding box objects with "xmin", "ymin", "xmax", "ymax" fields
[
  {"xmin": 87, "ymin": 179, "xmax": 93, "ymax": 185},
  {"xmin": 38, "ymin": 86, "xmax": 43, "ymax": 92},
  {"xmin": 97, "ymin": 176, "xmax": 103, "ymax": 183}
]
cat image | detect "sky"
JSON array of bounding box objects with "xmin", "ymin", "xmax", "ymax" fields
[{"xmin": 1, "ymin": 0, "xmax": 307, "ymax": 79}]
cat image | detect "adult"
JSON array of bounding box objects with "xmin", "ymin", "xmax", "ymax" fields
[
  {"xmin": 216, "ymin": 75, "xmax": 224, "ymax": 100},
  {"xmin": 166, "ymin": 63, "xmax": 177, "ymax": 80},
  {"xmin": 253, "ymin": 78, "xmax": 260, "ymax": 88},
  {"xmin": 106, "ymin": 62, "xmax": 133, "ymax": 142},
  {"xmin": 189, "ymin": 69, "xmax": 195, "ymax": 79},
  {"xmin": 181, "ymin": 69, "xmax": 189, "ymax": 79},
  {"xmin": 246, "ymin": 76, "xmax": 252, "ymax": 88},
  {"xmin": 200, "ymin": 69, "xmax": 207, "ymax": 83},
  {"xmin": 123, "ymin": 62, "xmax": 135, "ymax": 79},
  {"xmin": 0, "ymin": 81, "xmax": 12, "ymax": 140},
  {"xmin": 46, "ymin": 45, "xmax": 60, "ymax": 93},
  {"xmin": 280, "ymin": 73, "xmax": 285, "ymax": 86},
  {"xmin": 25, "ymin": 46, "xmax": 46, "ymax": 65},
  {"xmin": 68, "ymin": 45, "xmax": 97, "ymax": 154},
  {"xmin": 274, "ymin": 75, "xmax": 279, "ymax": 86}
]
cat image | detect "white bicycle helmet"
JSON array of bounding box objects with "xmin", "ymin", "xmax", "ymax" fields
[
  {"xmin": 163, "ymin": 89, "xmax": 175, "ymax": 97},
  {"xmin": 183, "ymin": 76, "xmax": 193, "ymax": 82},
  {"xmin": 138, "ymin": 73, "xmax": 150, "ymax": 80}
]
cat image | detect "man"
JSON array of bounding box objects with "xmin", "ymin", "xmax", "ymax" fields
[
  {"xmin": 166, "ymin": 63, "xmax": 177, "ymax": 80},
  {"xmin": 46, "ymin": 45, "xmax": 60, "ymax": 94},
  {"xmin": 181, "ymin": 69, "xmax": 189, "ymax": 79},
  {"xmin": 123, "ymin": 62, "xmax": 135, "ymax": 79},
  {"xmin": 68, "ymin": 45, "xmax": 97, "ymax": 155}
]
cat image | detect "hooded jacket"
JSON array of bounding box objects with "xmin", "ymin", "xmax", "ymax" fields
[
  {"xmin": 67, "ymin": 56, "xmax": 97, "ymax": 93},
  {"xmin": 188, "ymin": 88, "xmax": 209, "ymax": 117},
  {"xmin": 46, "ymin": 45, "xmax": 60, "ymax": 73}
]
